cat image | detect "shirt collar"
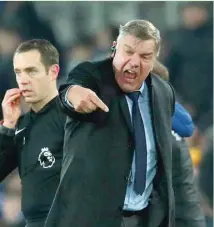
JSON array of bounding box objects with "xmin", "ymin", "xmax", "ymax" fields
[
  {"xmin": 30, "ymin": 96, "xmax": 58, "ymax": 117},
  {"xmin": 125, "ymin": 82, "xmax": 145, "ymax": 97},
  {"xmin": 138, "ymin": 82, "xmax": 145, "ymax": 96}
]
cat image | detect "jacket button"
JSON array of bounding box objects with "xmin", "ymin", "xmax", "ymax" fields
[
  {"xmin": 128, "ymin": 137, "xmax": 133, "ymax": 148},
  {"xmin": 118, "ymin": 206, "xmax": 123, "ymax": 212},
  {"xmin": 128, "ymin": 142, "xmax": 132, "ymax": 149}
]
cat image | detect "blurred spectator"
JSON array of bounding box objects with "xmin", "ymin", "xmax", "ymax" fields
[
  {"xmin": 163, "ymin": 2, "xmax": 213, "ymax": 133},
  {"xmin": 0, "ymin": 2, "xmax": 58, "ymax": 46},
  {"xmin": 0, "ymin": 171, "xmax": 25, "ymax": 227},
  {"xmin": 0, "ymin": 1, "xmax": 65, "ymax": 86},
  {"xmin": 92, "ymin": 25, "xmax": 119, "ymax": 61},
  {"xmin": 0, "ymin": 184, "xmax": 6, "ymax": 226},
  {"xmin": 0, "ymin": 24, "xmax": 32, "ymax": 120},
  {"xmin": 65, "ymin": 35, "xmax": 95, "ymax": 76},
  {"xmin": 2, "ymin": 174, "xmax": 23, "ymax": 226},
  {"xmin": 0, "ymin": 24, "xmax": 22, "ymax": 119}
]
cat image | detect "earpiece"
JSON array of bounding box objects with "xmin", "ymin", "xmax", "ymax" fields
[
  {"xmin": 111, "ymin": 41, "xmax": 117, "ymax": 58},
  {"xmin": 111, "ymin": 45, "xmax": 116, "ymax": 52}
]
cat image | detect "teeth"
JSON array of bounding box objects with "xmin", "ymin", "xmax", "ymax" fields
[{"xmin": 127, "ymin": 70, "xmax": 135, "ymax": 74}]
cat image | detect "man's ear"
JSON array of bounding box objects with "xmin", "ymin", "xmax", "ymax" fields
[{"xmin": 49, "ymin": 64, "xmax": 60, "ymax": 80}]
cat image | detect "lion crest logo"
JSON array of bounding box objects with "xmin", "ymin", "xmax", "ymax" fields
[{"xmin": 38, "ymin": 147, "xmax": 55, "ymax": 168}]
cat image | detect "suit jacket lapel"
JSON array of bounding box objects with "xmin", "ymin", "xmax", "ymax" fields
[
  {"xmin": 118, "ymin": 94, "xmax": 133, "ymax": 134},
  {"xmin": 149, "ymin": 75, "xmax": 169, "ymax": 171}
]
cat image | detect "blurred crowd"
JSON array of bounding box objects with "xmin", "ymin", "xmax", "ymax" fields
[{"xmin": 0, "ymin": 1, "xmax": 212, "ymax": 227}]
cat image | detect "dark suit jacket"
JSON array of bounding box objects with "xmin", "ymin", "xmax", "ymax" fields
[
  {"xmin": 171, "ymin": 134, "xmax": 205, "ymax": 227},
  {"xmin": 45, "ymin": 58, "xmax": 176, "ymax": 227}
]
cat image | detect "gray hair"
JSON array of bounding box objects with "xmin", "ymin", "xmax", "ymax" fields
[{"xmin": 117, "ymin": 20, "xmax": 161, "ymax": 56}]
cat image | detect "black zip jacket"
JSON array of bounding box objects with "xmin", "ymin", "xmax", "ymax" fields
[{"xmin": 0, "ymin": 96, "xmax": 66, "ymax": 226}]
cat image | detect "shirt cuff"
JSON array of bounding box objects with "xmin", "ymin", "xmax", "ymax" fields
[
  {"xmin": 65, "ymin": 84, "xmax": 83, "ymax": 108},
  {"xmin": 0, "ymin": 125, "xmax": 15, "ymax": 136},
  {"xmin": 65, "ymin": 85, "xmax": 75, "ymax": 108}
]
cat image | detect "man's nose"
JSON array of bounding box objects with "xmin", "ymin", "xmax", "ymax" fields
[
  {"xmin": 19, "ymin": 79, "xmax": 29, "ymax": 86},
  {"xmin": 130, "ymin": 53, "xmax": 141, "ymax": 68},
  {"xmin": 17, "ymin": 73, "xmax": 30, "ymax": 85}
]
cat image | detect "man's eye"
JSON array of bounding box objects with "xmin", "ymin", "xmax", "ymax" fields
[
  {"xmin": 125, "ymin": 50, "xmax": 133, "ymax": 55},
  {"xmin": 142, "ymin": 55, "xmax": 152, "ymax": 60},
  {"xmin": 29, "ymin": 71, "xmax": 37, "ymax": 76}
]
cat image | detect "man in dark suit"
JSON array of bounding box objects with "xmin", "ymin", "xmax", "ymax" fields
[{"xmin": 45, "ymin": 20, "xmax": 194, "ymax": 227}]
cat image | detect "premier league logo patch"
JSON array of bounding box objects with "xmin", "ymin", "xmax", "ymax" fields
[{"xmin": 38, "ymin": 147, "xmax": 55, "ymax": 168}]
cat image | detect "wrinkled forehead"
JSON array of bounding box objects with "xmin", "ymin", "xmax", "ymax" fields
[{"xmin": 119, "ymin": 35, "xmax": 156, "ymax": 54}]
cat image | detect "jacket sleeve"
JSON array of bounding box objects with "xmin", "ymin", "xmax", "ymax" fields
[
  {"xmin": 168, "ymin": 82, "xmax": 176, "ymax": 117},
  {"xmin": 58, "ymin": 61, "xmax": 102, "ymax": 122},
  {"xmin": 172, "ymin": 135, "xmax": 206, "ymax": 227},
  {"xmin": 0, "ymin": 125, "xmax": 18, "ymax": 181}
]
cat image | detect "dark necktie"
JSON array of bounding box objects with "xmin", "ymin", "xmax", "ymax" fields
[{"xmin": 127, "ymin": 91, "xmax": 147, "ymax": 195}]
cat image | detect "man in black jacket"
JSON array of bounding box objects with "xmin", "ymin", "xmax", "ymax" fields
[
  {"xmin": 164, "ymin": 2, "xmax": 213, "ymax": 130},
  {"xmin": 0, "ymin": 39, "xmax": 66, "ymax": 227},
  {"xmin": 45, "ymin": 20, "xmax": 176, "ymax": 227},
  {"xmin": 45, "ymin": 19, "xmax": 205, "ymax": 227}
]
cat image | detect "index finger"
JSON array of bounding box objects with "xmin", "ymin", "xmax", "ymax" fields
[
  {"xmin": 5, "ymin": 88, "xmax": 21, "ymax": 97},
  {"xmin": 91, "ymin": 95, "xmax": 109, "ymax": 112}
]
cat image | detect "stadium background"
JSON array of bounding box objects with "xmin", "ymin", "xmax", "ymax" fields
[{"xmin": 0, "ymin": 1, "xmax": 213, "ymax": 227}]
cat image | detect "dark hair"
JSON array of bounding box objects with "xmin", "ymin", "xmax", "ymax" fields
[{"xmin": 14, "ymin": 39, "xmax": 59, "ymax": 71}]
